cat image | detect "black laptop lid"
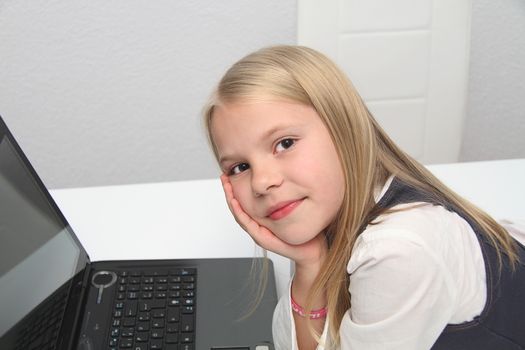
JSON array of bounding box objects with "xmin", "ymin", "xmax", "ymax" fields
[{"xmin": 0, "ymin": 116, "xmax": 90, "ymax": 347}]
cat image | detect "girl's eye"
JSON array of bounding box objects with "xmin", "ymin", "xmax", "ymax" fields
[
  {"xmin": 229, "ymin": 163, "xmax": 250, "ymax": 175},
  {"xmin": 275, "ymin": 138, "xmax": 295, "ymax": 153}
]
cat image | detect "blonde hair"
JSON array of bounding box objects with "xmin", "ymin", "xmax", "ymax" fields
[{"xmin": 203, "ymin": 45, "xmax": 518, "ymax": 345}]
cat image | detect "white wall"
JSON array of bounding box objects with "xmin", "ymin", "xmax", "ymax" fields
[
  {"xmin": 0, "ymin": 0, "xmax": 296, "ymax": 188},
  {"xmin": 1, "ymin": 0, "xmax": 523, "ymax": 189},
  {"xmin": 460, "ymin": 0, "xmax": 525, "ymax": 161}
]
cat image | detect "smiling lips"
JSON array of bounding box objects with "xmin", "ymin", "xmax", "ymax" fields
[{"xmin": 267, "ymin": 198, "xmax": 305, "ymax": 220}]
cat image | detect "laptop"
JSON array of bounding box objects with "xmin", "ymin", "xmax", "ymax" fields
[{"xmin": 0, "ymin": 116, "xmax": 277, "ymax": 350}]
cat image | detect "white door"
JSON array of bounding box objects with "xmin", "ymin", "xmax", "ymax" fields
[{"xmin": 298, "ymin": 0, "xmax": 472, "ymax": 164}]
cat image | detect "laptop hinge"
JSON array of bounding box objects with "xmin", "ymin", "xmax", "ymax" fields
[{"xmin": 56, "ymin": 263, "xmax": 93, "ymax": 350}]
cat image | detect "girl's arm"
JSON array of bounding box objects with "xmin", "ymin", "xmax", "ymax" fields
[{"xmin": 342, "ymin": 228, "xmax": 457, "ymax": 349}]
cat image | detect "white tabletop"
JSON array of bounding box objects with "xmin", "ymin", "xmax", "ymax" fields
[
  {"xmin": 426, "ymin": 159, "xmax": 524, "ymax": 220},
  {"xmin": 50, "ymin": 159, "xmax": 525, "ymax": 298}
]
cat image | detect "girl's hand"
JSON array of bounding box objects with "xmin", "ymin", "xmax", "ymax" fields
[{"xmin": 220, "ymin": 174, "xmax": 327, "ymax": 267}]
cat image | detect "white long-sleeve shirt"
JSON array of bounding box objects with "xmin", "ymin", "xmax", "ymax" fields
[{"xmin": 272, "ymin": 179, "xmax": 525, "ymax": 350}]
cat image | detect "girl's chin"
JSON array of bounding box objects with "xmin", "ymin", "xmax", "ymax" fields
[{"xmin": 275, "ymin": 231, "xmax": 321, "ymax": 246}]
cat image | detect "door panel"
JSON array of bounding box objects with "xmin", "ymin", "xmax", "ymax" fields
[{"xmin": 298, "ymin": 0, "xmax": 471, "ymax": 164}]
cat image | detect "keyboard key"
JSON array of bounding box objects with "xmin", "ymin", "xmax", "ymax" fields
[
  {"xmin": 183, "ymin": 283, "xmax": 194, "ymax": 290},
  {"xmin": 136, "ymin": 322, "xmax": 150, "ymax": 332},
  {"xmin": 139, "ymin": 301, "xmax": 152, "ymax": 312},
  {"xmin": 138, "ymin": 312, "xmax": 150, "ymax": 322},
  {"xmin": 165, "ymin": 333, "xmax": 179, "ymax": 344},
  {"xmin": 182, "ymin": 276, "xmax": 195, "ymax": 283},
  {"xmin": 141, "ymin": 292, "xmax": 154, "ymax": 299},
  {"xmin": 167, "ymin": 324, "xmax": 179, "ymax": 333},
  {"xmin": 168, "ymin": 299, "xmax": 181, "ymax": 306},
  {"xmin": 181, "ymin": 268, "xmax": 196, "ymax": 276},
  {"xmin": 110, "ymin": 328, "xmax": 119, "ymax": 337},
  {"xmin": 142, "ymin": 276, "xmax": 154, "ymax": 284},
  {"xmin": 124, "ymin": 301, "xmax": 138, "ymax": 317},
  {"xmin": 169, "ymin": 284, "xmax": 182, "ymax": 291},
  {"xmin": 144, "ymin": 270, "xmax": 168, "ymax": 277},
  {"xmin": 167, "ymin": 307, "xmax": 180, "ymax": 323},
  {"xmin": 166, "ymin": 345, "xmax": 181, "ymax": 350},
  {"xmin": 155, "ymin": 292, "xmax": 167, "ymax": 299},
  {"xmin": 152, "ymin": 319, "xmax": 165, "ymax": 328},
  {"xmin": 128, "ymin": 285, "xmax": 140, "ymax": 292},
  {"xmin": 122, "ymin": 318, "xmax": 136, "ymax": 327},
  {"xmin": 181, "ymin": 334, "xmax": 194, "ymax": 343},
  {"xmin": 182, "ymin": 306, "xmax": 194, "ymax": 314},
  {"xmin": 151, "ymin": 330, "xmax": 164, "ymax": 339},
  {"xmin": 152, "ymin": 309, "xmax": 165, "ymax": 318},
  {"xmin": 151, "ymin": 300, "xmax": 166, "ymax": 309},
  {"xmin": 109, "ymin": 337, "xmax": 118, "ymax": 347},
  {"xmin": 119, "ymin": 338, "xmax": 133, "ymax": 348},
  {"xmin": 181, "ymin": 314, "xmax": 194, "ymax": 332},
  {"xmin": 121, "ymin": 327, "xmax": 134, "ymax": 337},
  {"xmin": 135, "ymin": 332, "xmax": 149, "ymax": 342},
  {"xmin": 150, "ymin": 340, "xmax": 163, "ymax": 349},
  {"xmin": 169, "ymin": 291, "xmax": 181, "ymax": 298}
]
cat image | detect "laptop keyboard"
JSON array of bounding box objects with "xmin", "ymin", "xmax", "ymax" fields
[
  {"xmin": 13, "ymin": 286, "xmax": 68, "ymax": 350},
  {"xmin": 108, "ymin": 268, "xmax": 196, "ymax": 350}
]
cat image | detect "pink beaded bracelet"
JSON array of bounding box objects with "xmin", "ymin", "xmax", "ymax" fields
[{"xmin": 291, "ymin": 295, "xmax": 327, "ymax": 319}]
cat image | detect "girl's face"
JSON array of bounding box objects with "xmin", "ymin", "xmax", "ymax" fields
[{"xmin": 211, "ymin": 99, "xmax": 345, "ymax": 245}]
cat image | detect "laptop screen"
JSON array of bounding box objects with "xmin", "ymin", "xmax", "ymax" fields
[{"xmin": 0, "ymin": 134, "xmax": 88, "ymax": 337}]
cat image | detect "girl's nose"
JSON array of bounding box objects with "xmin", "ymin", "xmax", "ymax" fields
[{"xmin": 250, "ymin": 164, "xmax": 283, "ymax": 197}]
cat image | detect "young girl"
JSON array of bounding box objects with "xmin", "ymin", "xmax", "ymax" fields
[{"xmin": 203, "ymin": 45, "xmax": 525, "ymax": 349}]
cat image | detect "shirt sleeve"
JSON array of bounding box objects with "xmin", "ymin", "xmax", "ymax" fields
[{"xmin": 340, "ymin": 229, "xmax": 458, "ymax": 350}]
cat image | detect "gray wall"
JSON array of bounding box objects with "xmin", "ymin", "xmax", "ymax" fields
[
  {"xmin": 460, "ymin": 0, "xmax": 525, "ymax": 161},
  {"xmin": 1, "ymin": 0, "xmax": 523, "ymax": 189},
  {"xmin": 0, "ymin": 1, "xmax": 296, "ymax": 188}
]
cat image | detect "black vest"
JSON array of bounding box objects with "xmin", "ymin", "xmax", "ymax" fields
[{"xmin": 374, "ymin": 178, "xmax": 525, "ymax": 349}]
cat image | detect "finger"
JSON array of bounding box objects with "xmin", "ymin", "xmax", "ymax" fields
[
  {"xmin": 221, "ymin": 177, "xmax": 258, "ymax": 234},
  {"xmin": 229, "ymin": 196, "xmax": 256, "ymax": 231},
  {"xmin": 230, "ymin": 197, "xmax": 292, "ymax": 253},
  {"xmin": 220, "ymin": 174, "xmax": 235, "ymax": 213}
]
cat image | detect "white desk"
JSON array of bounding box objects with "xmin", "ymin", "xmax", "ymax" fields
[{"xmin": 50, "ymin": 159, "xmax": 525, "ymax": 298}]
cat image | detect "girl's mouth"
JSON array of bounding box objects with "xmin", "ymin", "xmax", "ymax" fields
[{"xmin": 267, "ymin": 198, "xmax": 305, "ymax": 220}]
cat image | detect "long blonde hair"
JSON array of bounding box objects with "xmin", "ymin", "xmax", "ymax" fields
[{"xmin": 203, "ymin": 45, "xmax": 518, "ymax": 345}]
